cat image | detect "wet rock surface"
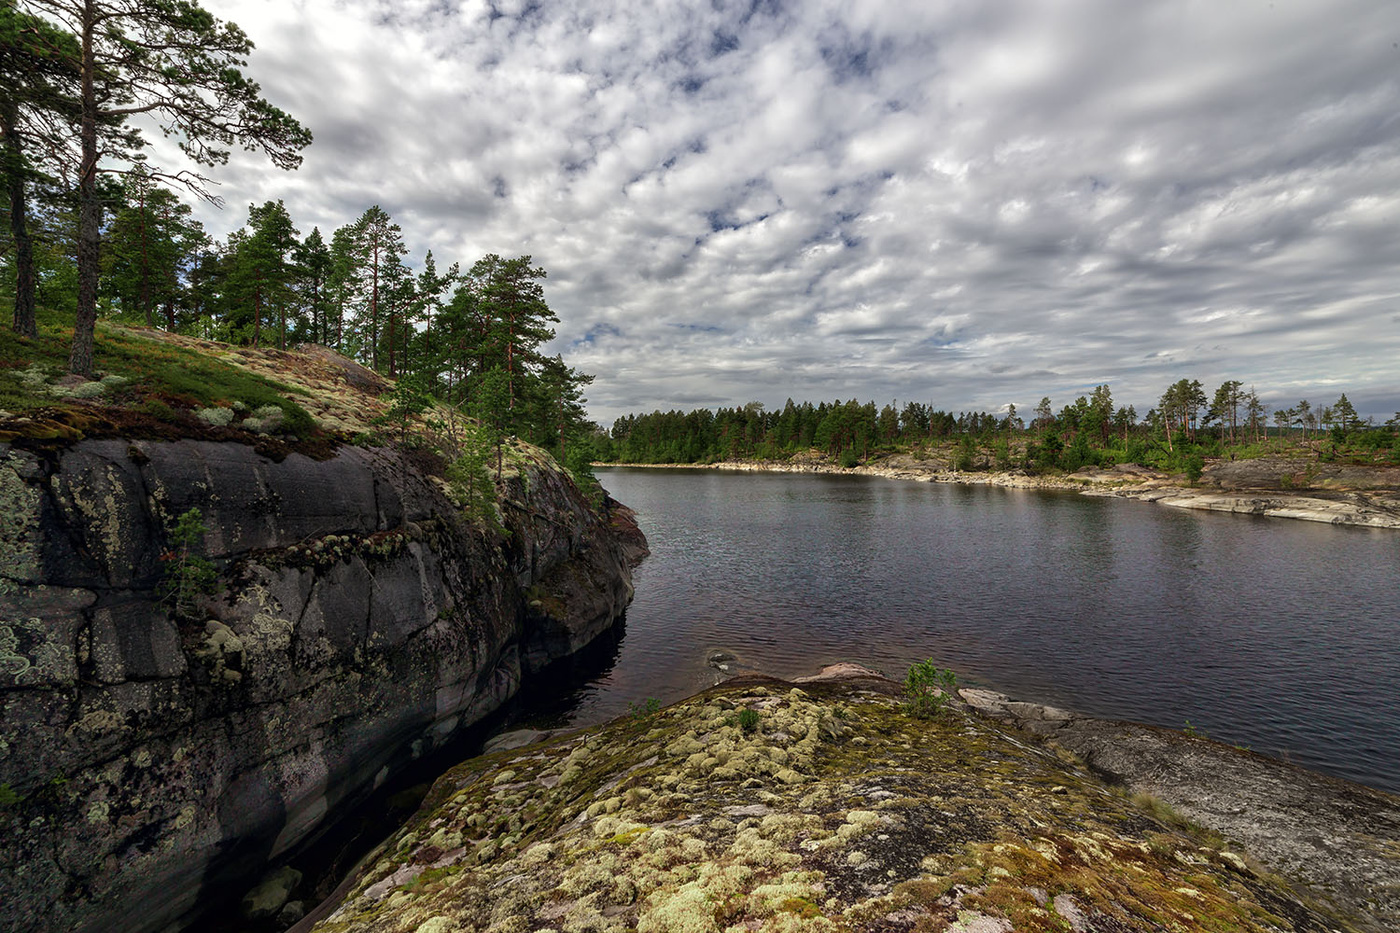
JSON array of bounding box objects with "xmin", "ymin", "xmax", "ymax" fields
[
  {"xmin": 0, "ymin": 436, "xmax": 639, "ymax": 933},
  {"xmin": 304, "ymin": 666, "xmax": 1393, "ymax": 933}
]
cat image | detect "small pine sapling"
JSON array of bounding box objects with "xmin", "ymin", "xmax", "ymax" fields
[
  {"xmin": 159, "ymin": 508, "xmax": 219, "ymax": 620},
  {"xmin": 904, "ymin": 659, "xmax": 958, "ymax": 719}
]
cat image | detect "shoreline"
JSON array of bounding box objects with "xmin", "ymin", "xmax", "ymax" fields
[
  {"xmin": 947, "ymin": 670, "xmax": 1400, "ymax": 931},
  {"xmin": 598, "ymin": 457, "xmax": 1400, "ymax": 530}
]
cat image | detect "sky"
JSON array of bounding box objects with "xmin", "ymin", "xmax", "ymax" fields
[{"xmin": 174, "ymin": 0, "xmax": 1400, "ymax": 427}]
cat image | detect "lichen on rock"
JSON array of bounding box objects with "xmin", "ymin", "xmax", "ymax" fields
[
  {"xmin": 0, "ymin": 427, "xmax": 640, "ymax": 933},
  {"xmin": 308, "ymin": 669, "xmax": 1369, "ymax": 933}
]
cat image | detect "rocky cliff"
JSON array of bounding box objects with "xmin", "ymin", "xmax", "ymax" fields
[
  {"xmin": 0, "ymin": 361, "xmax": 642, "ymax": 933},
  {"xmin": 299, "ymin": 665, "xmax": 1397, "ymax": 933}
]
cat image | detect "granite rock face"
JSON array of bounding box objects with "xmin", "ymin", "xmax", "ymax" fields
[
  {"xmin": 0, "ymin": 437, "xmax": 638, "ymax": 933},
  {"xmin": 303, "ymin": 667, "xmax": 1374, "ymax": 933}
]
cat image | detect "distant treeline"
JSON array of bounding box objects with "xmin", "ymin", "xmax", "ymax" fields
[{"xmin": 595, "ymin": 381, "xmax": 1400, "ymax": 475}]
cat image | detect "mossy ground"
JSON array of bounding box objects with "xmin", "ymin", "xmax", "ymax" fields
[
  {"xmin": 311, "ymin": 680, "xmax": 1348, "ymax": 933},
  {"xmin": 0, "ymin": 316, "xmax": 381, "ymax": 454}
]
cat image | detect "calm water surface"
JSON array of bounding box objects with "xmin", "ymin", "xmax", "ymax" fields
[{"xmin": 520, "ymin": 468, "xmax": 1400, "ymax": 794}]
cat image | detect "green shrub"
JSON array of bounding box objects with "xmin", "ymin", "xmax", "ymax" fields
[
  {"xmin": 447, "ymin": 422, "xmax": 505, "ymax": 534},
  {"xmin": 838, "ymin": 448, "xmax": 860, "ymax": 468},
  {"xmin": 1183, "ymin": 452, "xmax": 1205, "ymax": 484},
  {"xmin": 158, "ymin": 508, "xmax": 220, "ymax": 620},
  {"xmin": 737, "ymin": 708, "xmax": 760, "ymax": 734},
  {"xmin": 953, "ymin": 435, "xmax": 976, "ymax": 471},
  {"xmin": 904, "ymin": 659, "xmax": 958, "ymax": 719}
]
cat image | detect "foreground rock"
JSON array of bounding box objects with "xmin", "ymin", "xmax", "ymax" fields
[
  {"xmin": 0, "ymin": 436, "xmax": 640, "ymax": 933},
  {"xmin": 962, "ymin": 689, "xmax": 1400, "ymax": 931},
  {"xmin": 305, "ymin": 666, "xmax": 1393, "ymax": 933}
]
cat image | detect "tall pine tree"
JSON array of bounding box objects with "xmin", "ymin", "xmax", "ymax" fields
[{"xmin": 20, "ymin": 0, "xmax": 311, "ymax": 373}]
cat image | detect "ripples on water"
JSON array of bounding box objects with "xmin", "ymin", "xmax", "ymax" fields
[{"xmin": 516, "ymin": 468, "xmax": 1400, "ymax": 794}]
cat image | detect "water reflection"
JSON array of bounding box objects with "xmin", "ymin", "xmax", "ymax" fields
[{"xmin": 509, "ymin": 468, "xmax": 1400, "ymax": 794}]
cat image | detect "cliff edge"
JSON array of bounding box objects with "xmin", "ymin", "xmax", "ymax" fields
[{"xmin": 0, "ymin": 334, "xmax": 643, "ymax": 933}]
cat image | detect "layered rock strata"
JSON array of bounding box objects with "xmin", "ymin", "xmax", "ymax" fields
[{"xmin": 0, "ymin": 437, "xmax": 639, "ymax": 933}]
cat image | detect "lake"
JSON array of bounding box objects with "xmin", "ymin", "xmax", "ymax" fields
[{"xmin": 515, "ymin": 467, "xmax": 1400, "ymax": 795}]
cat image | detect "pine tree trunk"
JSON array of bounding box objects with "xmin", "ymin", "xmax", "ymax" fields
[
  {"xmin": 370, "ymin": 241, "xmax": 379, "ymax": 370},
  {"xmin": 69, "ymin": 0, "xmax": 101, "ymax": 376},
  {"xmin": 387, "ymin": 309, "xmax": 396, "ymax": 376},
  {"xmin": 2, "ymin": 101, "xmax": 37, "ymax": 338},
  {"xmin": 138, "ymin": 187, "xmax": 152, "ymax": 326}
]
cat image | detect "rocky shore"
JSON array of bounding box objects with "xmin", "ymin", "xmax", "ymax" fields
[
  {"xmin": 297, "ymin": 664, "xmax": 1399, "ymax": 933},
  {"xmin": 603, "ymin": 454, "xmax": 1400, "ymax": 530}
]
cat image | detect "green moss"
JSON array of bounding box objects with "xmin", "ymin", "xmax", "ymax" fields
[
  {"xmin": 304, "ymin": 682, "xmax": 1353, "ymax": 933},
  {"xmin": 0, "ymin": 320, "xmax": 319, "ymax": 441}
]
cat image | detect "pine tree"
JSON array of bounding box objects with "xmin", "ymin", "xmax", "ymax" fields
[
  {"xmin": 226, "ymin": 200, "xmax": 298, "ymax": 347},
  {"xmin": 345, "ymin": 205, "xmax": 406, "ymax": 369},
  {"xmin": 469, "ymin": 254, "xmax": 558, "ymax": 421},
  {"xmin": 1333, "ymin": 393, "xmax": 1362, "ymax": 432},
  {"xmin": 1211, "ymin": 380, "xmax": 1244, "ymax": 444},
  {"xmin": 102, "ymin": 166, "xmax": 203, "ymax": 328},
  {"xmin": 21, "ymin": 0, "xmax": 311, "ymax": 374},
  {"xmin": 292, "ymin": 227, "xmax": 332, "ymax": 344},
  {"xmin": 1, "ymin": 0, "xmax": 80, "ymax": 336},
  {"xmin": 407, "ymin": 250, "xmax": 458, "ymax": 381}
]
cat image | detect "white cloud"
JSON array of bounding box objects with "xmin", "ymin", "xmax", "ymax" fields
[{"xmin": 166, "ymin": 0, "xmax": 1400, "ymax": 424}]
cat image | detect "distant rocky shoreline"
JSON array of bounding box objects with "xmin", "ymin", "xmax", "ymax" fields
[{"xmin": 600, "ymin": 455, "xmax": 1400, "ymax": 530}]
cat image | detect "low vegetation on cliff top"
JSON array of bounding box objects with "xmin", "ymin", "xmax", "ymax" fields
[
  {"xmin": 0, "ymin": 317, "xmax": 320, "ymax": 437},
  {"xmin": 1, "ymin": 313, "xmax": 608, "ymax": 533},
  {"xmin": 310, "ymin": 677, "xmax": 1354, "ymax": 933}
]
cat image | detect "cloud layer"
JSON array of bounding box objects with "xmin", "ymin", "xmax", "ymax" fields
[{"xmin": 186, "ymin": 0, "xmax": 1400, "ymax": 425}]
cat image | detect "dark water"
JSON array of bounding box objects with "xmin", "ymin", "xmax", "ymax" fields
[{"xmin": 516, "ymin": 467, "xmax": 1400, "ymax": 795}]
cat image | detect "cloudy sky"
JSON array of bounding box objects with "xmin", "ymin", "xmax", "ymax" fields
[{"xmin": 182, "ymin": 0, "xmax": 1400, "ymax": 426}]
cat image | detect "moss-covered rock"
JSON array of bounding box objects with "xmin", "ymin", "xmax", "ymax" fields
[{"xmin": 309, "ymin": 669, "xmax": 1375, "ymax": 933}]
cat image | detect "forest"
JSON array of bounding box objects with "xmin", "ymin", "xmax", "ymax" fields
[
  {"xmin": 1, "ymin": 0, "xmax": 596, "ymax": 468},
  {"xmin": 599, "ymin": 381, "xmax": 1400, "ymax": 477}
]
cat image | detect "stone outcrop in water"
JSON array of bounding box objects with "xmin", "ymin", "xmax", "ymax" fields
[
  {"xmin": 300, "ymin": 666, "xmax": 1397, "ymax": 933},
  {"xmin": 0, "ymin": 433, "xmax": 641, "ymax": 933}
]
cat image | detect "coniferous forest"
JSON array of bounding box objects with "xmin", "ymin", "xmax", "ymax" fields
[{"xmin": 598, "ymin": 382, "xmax": 1400, "ymax": 477}]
